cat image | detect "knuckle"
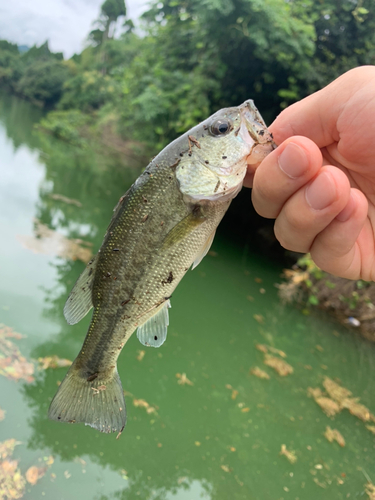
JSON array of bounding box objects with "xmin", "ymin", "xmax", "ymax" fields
[{"xmin": 274, "ymin": 219, "xmax": 310, "ymax": 253}]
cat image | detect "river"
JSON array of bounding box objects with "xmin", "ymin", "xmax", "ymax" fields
[{"xmin": 0, "ymin": 92, "xmax": 374, "ymax": 500}]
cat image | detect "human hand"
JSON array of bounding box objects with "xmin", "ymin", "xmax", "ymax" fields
[{"xmin": 245, "ymin": 66, "xmax": 375, "ymax": 281}]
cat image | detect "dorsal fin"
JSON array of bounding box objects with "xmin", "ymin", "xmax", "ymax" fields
[
  {"xmin": 63, "ymin": 254, "xmax": 98, "ymax": 325},
  {"xmin": 192, "ymin": 229, "xmax": 216, "ymax": 270},
  {"xmin": 137, "ymin": 300, "xmax": 171, "ymax": 348}
]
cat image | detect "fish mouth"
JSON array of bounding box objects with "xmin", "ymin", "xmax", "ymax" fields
[{"xmin": 239, "ymin": 101, "xmax": 276, "ymax": 165}]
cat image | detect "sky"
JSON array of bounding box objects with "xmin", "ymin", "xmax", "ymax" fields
[{"xmin": 0, "ymin": 0, "xmax": 148, "ymax": 58}]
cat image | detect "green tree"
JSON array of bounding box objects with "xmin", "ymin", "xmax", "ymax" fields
[
  {"xmin": 16, "ymin": 59, "xmax": 70, "ymax": 106},
  {"xmin": 89, "ymin": 0, "xmax": 127, "ymax": 46}
]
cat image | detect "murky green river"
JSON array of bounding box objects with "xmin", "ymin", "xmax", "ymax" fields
[{"xmin": 0, "ymin": 92, "xmax": 375, "ymax": 500}]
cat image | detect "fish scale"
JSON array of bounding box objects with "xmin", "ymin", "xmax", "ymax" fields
[{"xmin": 48, "ymin": 99, "xmax": 275, "ymax": 433}]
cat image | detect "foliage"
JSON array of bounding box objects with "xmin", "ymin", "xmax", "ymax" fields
[
  {"xmin": 38, "ymin": 109, "xmax": 90, "ymax": 145},
  {"xmin": 1, "ymin": 0, "xmax": 375, "ymax": 142},
  {"xmin": 58, "ymin": 70, "xmax": 119, "ymax": 111},
  {"xmin": 15, "ymin": 59, "xmax": 69, "ymax": 106}
]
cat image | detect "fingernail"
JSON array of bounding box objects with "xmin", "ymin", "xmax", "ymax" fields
[
  {"xmin": 278, "ymin": 143, "xmax": 309, "ymax": 178},
  {"xmin": 306, "ymin": 172, "xmax": 337, "ymax": 210},
  {"xmin": 336, "ymin": 191, "xmax": 356, "ymax": 222}
]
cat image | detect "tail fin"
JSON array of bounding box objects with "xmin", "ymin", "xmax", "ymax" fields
[{"xmin": 48, "ymin": 364, "xmax": 126, "ymax": 434}]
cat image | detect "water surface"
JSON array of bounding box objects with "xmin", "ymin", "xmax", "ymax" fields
[{"xmin": 0, "ymin": 92, "xmax": 374, "ymax": 500}]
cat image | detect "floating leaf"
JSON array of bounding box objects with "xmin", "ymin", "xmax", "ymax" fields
[
  {"xmin": 308, "ymin": 388, "xmax": 341, "ymax": 417},
  {"xmin": 323, "ymin": 377, "xmax": 352, "ymax": 402},
  {"xmin": 26, "ymin": 466, "xmax": 47, "ymax": 485},
  {"xmin": 0, "ymin": 440, "xmax": 20, "ymax": 460},
  {"xmin": 0, "ymin": 459, "xmax": 26, "ymax": 500},
  {"xmin": 136, "ymin": 350, "xmax": 145, "ymax": 361},
  {"xmin": 255, "ymin": 344, "xmax": 268, "ymax": 354},
  {"xmin": 49, "ymin": 193, "xmax": 82, "ymax": 207},
  {"xmin": 318, "ymin": 377, "xmax": 375, "ymax": 421},
  {"xmin": 0, "ymin": 439, "xmax": 25, "ymax": 500},
  {"xmin": 17, "ymin": 218, "xmax": 93, "ymax": 263},
  {"xmin": 366, "ymin": 425, "xmax": 375, "ymax": 434},
  {"xmin": 0, "ymin": 325, "xmax": 34, "ymax": 383},
  {"xmin": 280, "ymin": 444, "xmax": 297, "ymax": 464},
  {"xmin": 341, "ymin": 398, "xmax": 373, "ymax": 422},
  {"xmin": 176, "ymin": 373, "xmax": 193, "ymax": 386},
  {"xmin": 38, "ymin": 356, "xmax": 72, "ymax": 370},
  {"xmin": 366, "ymin": 482, "xmax": 375, "ymax": 500},
  {"xmin": 133, "ymin": 399, "xmax": 157, "ymax": 414},
  {"xmin": 255, "ymin": 344, "xmax": 286, "ymax": 357},
  {"xmin": 250, "ymin": 367, "xmax": 270, "ymax": 379},
  {"xmin": 324, "ymin": 426, "xmax": 345, "ymax": 447},
  {"xmin": 220, "ymin": 465, "xmax": 231, "ymax": 472},
  {"xmin": 263, "ymin": 355, "xmax": 293, "ymax": 376}
]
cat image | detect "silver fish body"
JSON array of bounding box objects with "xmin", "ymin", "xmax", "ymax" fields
[{"xmin": 48, "ymin": 100, "xmax": 275, "ymax": 433}]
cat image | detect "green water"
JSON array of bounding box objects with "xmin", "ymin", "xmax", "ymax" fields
[{"xmin": 0, "ymin": 92, "xmax": 375, "ymax": 500}]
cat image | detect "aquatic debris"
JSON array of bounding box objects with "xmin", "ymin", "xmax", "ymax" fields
[
  {"xmin": 133, "ymin": 399, "xmax": 157, "ymax": 414},
  {"xmin": 366, "ymin": 482, "xmax": 375, "ymax": 500},
  {"xmin": 255, "ymin": 344, "xmax": 268, "ymax": 354},
  {"xmin": 0, "ymin": 439, "xmax": 25, "ymax": 500},
  {"xmin": 323, "ymin": 377, "xmax": 374, "ymax": 421},
  {"xmin": 0, "ymin": 408, "xmax": 5, "ymax": 421},
  {"xmin": 0, "ymin": 440, "xmax": 20, "ymax": 460},
  {"xmin": 263, "ymin": 355, "xmax": 293, "ymax": 376},
  {"xmin": 308, "ymin": 378, "xmax": 375, "ymax": 422},
  {"xmin": 313, "ymin": 477, "xmax": 327, "ymax": 488},
  {"xmin": 225, "ymin": 384, "xmax": 239, "ymax": 399},
  {"xmin": 176, "ymin": 373, "xmax": 193, "ymax": 386},
  {"xmin": 17, "ymin": 218, "xmax": 93, "ymax": 263},
  {"xmin": 136, "ymin": 350, "xmax": 145, "ymax": 361},
  {"xmin": 49, "ymin": 193, "xmax": 82, "ymax": 207},
  {"xmin": 366, "ymin": 425, "xmax": 375, "ymax": 434},
  {"xmin": 220, "ymin": 465, "xmax": 231, "ymax": 473},
  {"xmin": 323, "ymin": 377, "xmax": 352, "ymax": 401},
  {"xmin": 0, "ymin": 458, "xmax": 26, "ymax": 499},
  {"xmin": 37, "ymin": 356, "xmax": 72, "ymax": 370},
  {"xmin": 0, "ymin": 324, "xmax": 34, "ymax": 383},
  {"xmin": 250, "ymin": 367, "xmax": 270, "ymax": 379},
  {"xmin": 255, "ymin": 344, "xmax": 286, "ymax": 358},
  {"xmin": 324, "ymin": 426, "xmax": 345, "ymax": 447},
  {"xmin": 0, "ymin": 440, "xmax": 53, "ymax": 497},
  {"xmin": 25, "ymin": 465, "xmax": 47, "ymax": 485},
  {"xmin": 341, "ymin": 398, "xmax": 373, "ymax": 422},
  {"xmin": 307, "ymin": 387, "xmax": 341, "ymax": 417},
  {"xmin": 253, "ymin": 314, "xmax": 264, "ymax": 324},
  {"xmin": 345, "ymin": 317, "xmax": 360, "ymax": 327},
  {"xmin": 280, "ymin": 444, "xmax": 297, "ymax": 464}
]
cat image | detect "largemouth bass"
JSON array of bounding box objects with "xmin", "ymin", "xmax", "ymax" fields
[{"xmin": 48, "ymin": 100, "xmax": 275, "ymax": 434}]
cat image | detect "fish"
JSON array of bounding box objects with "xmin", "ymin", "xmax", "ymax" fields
[{"xmin": 48, "ymin": 100, "xmax": 275, "ymax": 434}]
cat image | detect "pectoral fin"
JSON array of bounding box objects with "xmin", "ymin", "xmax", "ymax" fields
[
  {"xmin": 63, "ymin": 254, "xmax": 98, "ymax": 325},
  {"xmin": 192, "ymin": 229, "xmax": 216, "ymax": 270},
  {"xmin": 161, "ymin": 208, "xmax": 205, "ymax": 250},
  {"xmin": 137, "ymin": 300, "xmax": 171, "ymax": 348}
]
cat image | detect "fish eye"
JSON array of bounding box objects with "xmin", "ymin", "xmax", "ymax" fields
[{"xmin": 209, "ymin": 119, "xmax": 232, "ymax": 136}]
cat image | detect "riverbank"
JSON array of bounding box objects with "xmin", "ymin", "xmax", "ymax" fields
[{"xmin": 278, "ymin": 255, "xmax": 375, "ymax": 342}]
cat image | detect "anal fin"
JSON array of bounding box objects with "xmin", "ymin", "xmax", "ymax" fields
[
  {"xmin": 137, "ymin": 300, "xmax": 171, "ymax": 348},
  {"xmin": 63, "ymin": 254, "xmax": 98, "ymax": 325}
]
